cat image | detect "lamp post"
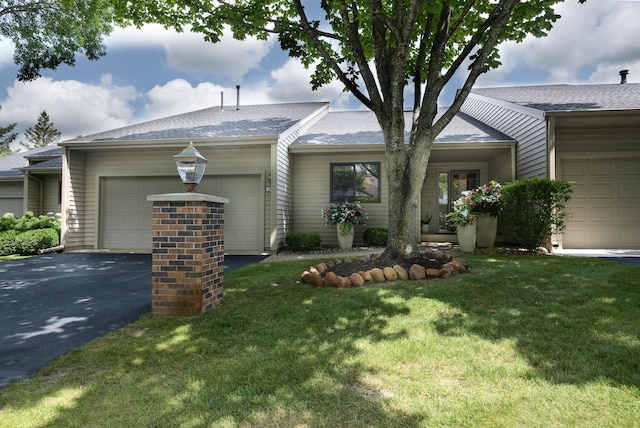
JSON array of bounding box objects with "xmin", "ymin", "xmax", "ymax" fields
[{"xmin": 173, "ymin": 142, "xmax": 208, "ymax": 192}]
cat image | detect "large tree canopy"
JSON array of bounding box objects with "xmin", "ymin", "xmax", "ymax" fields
[
  {"xmin": 0, "ymin": 0, "xmax": 115, "ymax": 81},
  {"xmin": 115, "ymin": 0, "xmax": 583, "ymax": 258}
]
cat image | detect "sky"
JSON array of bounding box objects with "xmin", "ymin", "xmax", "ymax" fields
[{"xmin": 0, "ymin": 0, "xmax": 639, "ymax": 148}]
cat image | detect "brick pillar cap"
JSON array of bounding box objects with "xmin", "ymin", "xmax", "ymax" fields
[{"xmin": 147, "ymin": 193, "xmax": 229, "ymax": 204}]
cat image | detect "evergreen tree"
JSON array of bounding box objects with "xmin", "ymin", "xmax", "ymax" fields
[
  {"xmin": 20, "ymin": 111, "xmax": 61, "ymax": 150},
  {"xmin": 0, "ymin": 105, "xmax": 18, "ymax": 156}
]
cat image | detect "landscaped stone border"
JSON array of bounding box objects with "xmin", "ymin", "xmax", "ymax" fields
[{"xmin": 300, "ymin": 251, "xmax": 469, "ymax": 288}]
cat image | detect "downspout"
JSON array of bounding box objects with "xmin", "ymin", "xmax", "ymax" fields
[
  {"xmin": 546, "ymin": 114, "xmax": 557, "ymax": 179},
  {"xmin": 546, "ymin": 113, "xmax": 561, "ymax": 249}
]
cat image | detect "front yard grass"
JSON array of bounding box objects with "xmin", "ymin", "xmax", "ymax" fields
[{"xmin": 1, "ymin": 254, "xmax": 639, "ymax": 427}]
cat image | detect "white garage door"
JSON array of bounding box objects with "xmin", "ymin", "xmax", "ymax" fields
[
  {"xmin": 0, "ymin": 198, "xmax": 23, "ymax": 216},
  {"xmin": 561, "ymin": 158, "xmax": 640, "ymax": 249},
  {"xmin": 101, "ymin": 175, "xmax": 262, "ymax": 252}
]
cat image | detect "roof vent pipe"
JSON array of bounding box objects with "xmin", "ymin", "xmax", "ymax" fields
[
  {"xmin": 620, "ymin": 69, "xmax": 629, "ymax": 84},
  {"xmin": 236, "ymin": 85, "xmax": 241, "ymax": 110},
  {"xmin": 220, "ymin": 91, "xmax": 224, "ymax": 111}
]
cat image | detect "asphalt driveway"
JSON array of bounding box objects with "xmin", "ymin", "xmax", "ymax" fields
[{"xmin": 0, "ymin": 252, "xmax": 264, "ymax": 390}]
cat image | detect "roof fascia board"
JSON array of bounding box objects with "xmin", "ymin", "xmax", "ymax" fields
[
  {"xmin": 0, "ymin": 176, "xmax": 24, "ymax": 181},
  {"xmin": 279, "ymin": 103, "xmax": 330, "ymax": 143},
  {"xmin": 468, "ymin": 92, "xmax": 545, "ymax": 120},
  {"xmin": 60, "ymin": 135, "xmax": 278, "ymax": 150},
  {"xmin": 545, "ymin": 108, "xmax": 640, "ymax": 117},
  {"xmin": 289, "ymin": 140, "xmax": 515, "ymax": 154}
]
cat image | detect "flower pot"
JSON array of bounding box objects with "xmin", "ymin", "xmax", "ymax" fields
[
  {"xmin": 476, "ymin": 214, "xmax": 498, "ymax": 248},
  {"xmin": 337, "ymin": 222, "xmax": 354, "ymax": 249},
  {"xmin": 421, "ymin": 223, "xmax": 430, "ymax": 234},
  {"xmin": 456, "ymin": 223, "xmax": 476, "ymax": 253}
]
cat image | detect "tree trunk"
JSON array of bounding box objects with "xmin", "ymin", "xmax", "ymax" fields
[{"xmin": 381, "ymin": 116, "xmax": 433, "ymax": 260}]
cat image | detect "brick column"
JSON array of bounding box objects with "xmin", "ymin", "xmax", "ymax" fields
[{"xmin": 147, "ymin": 193, "xmax": 229, "ymax": 317}]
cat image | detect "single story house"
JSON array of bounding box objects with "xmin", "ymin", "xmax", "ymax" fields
[
  {"xmin": 0, "ymin": 146, "xmax": 62, "ymax": 216},
  {"xmin": 1, "ymin": 82, "xmax": 637, "ymax": 252}
]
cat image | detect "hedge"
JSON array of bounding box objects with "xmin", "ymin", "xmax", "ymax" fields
[
  {"xmin": 363, "ymin": 228, "xmax": 388, "ymax": 247},
  {"xmin": 284, "ymin": 232, "xmax": 322, "ymax": 252}
]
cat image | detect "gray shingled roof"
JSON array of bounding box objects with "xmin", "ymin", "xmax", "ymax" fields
[
  {"xmin": 471, "ymin": 83, "xmax": 640, "ymax": 111},
  {"xmin": 0, "ymin": 146, "xmax": 62, "ymax": 177},
  {"xmin": 67, "ymin": 102, "xmax": 329, "ymax": 142},
  {"xmin": 292, "ymin": 109, "xmax": 512, "ymax": 147},
  {"xmin": 22, "ymin": 157, "xmax": 62, "ymax": 171}
]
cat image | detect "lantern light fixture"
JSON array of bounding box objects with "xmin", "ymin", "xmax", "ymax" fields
[{"xmin": 173, "ymin": 142, "xmax": 208, "ymax": 192}]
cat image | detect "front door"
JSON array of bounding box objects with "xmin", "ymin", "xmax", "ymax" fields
[{"xmin": 437, "ymin": 170, "xmax": 479, "ymax": 231}]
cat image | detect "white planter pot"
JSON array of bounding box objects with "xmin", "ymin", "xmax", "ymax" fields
[
  {"xmin": 476, "ymin": 214, "xmax": 498, "ymax": 248},
  {"xmin": 337, "ymin": 222, "xmax": 354, "ymax": 249},
  {"xmin": 421, "ymin": 223, "xmax": 430, "ymax": 234},
  {"xmin": 456, "ymin": 223, "xmax": 477, "ymax": 253}
]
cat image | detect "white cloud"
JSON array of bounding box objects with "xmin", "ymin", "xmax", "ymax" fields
[
  {"xmin": 106, "ymin": 24, "xmax": 274, "ymax": 82},
  {"xmin": 0, "ymin": 76, "xmax": 138, "ymax": 143},
  {"xmin": 476, "ymin": 0, "xmax": 640, "ymax": 87},
  {"xmin": 140, "ymin": 58, "xmax": 357, "ymax": 119},
  {"xmin": 265, "ymin": 58, "xmax": 355, "ymax": 109},
  {"xmin": 143, "ymin": 79, "xmax": 227, "ymax": 118}
]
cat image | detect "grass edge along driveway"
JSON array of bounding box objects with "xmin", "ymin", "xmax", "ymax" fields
[{"xmin": 1, "ymin": 254, "xmax": 639, "ymax": 427}]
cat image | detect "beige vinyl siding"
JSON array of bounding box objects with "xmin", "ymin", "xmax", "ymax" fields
[
  {"xmin": 273, "ymin": 105, "xmax": 328, "ymax": 250},
  {"xmin": 292, "ymin": 152, "xmax": 387, "ymax": 247},
  {"xmin": 488, "ymin": 151, "xmax": 514, "ymax": 183},
  {"xmin": 74, "ymin": 145, "xmax": 271, "ymax": 250},
  {"xmin": 65, "ymin": 150, "xmax": 87, "ymax": 249},
  {"xmin": 43, "ymin": 175, "xmax": 62, "ymax": 214},
  {"xmin": 25, "ymin": 174, "xmax": 61, "ymax": 216},
  {"xmin": 462, "ymin": 94, "xmax": 547, "ymax": 178},
  {"xmin": 25, "ymin": 176, "xmax": 41, "ymax": 214}
]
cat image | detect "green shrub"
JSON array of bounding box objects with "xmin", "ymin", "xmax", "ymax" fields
[
  {"xmin": 500, "ymin": 178, "xmax": 573, "ymax": 250},
  {"xmin": 284, "ymin": 232, "xmax": 321, "ymax": 252},
  {"xmin": 13, "ymin": 211, "xmax": 61, "ymax": 235},
  {"xmin": 363, "ymin": 227, "xmax": 388, "ymax": 247},
  {"xmin": 0, "ymin": 230, "xmax": 20, "ymax": 256},
  {"xmin": 0, "ymin": 213, "xmax": 17, "ymax": 232},
  {"xmin": 14, "ymin": 228, "xmax": 60, "ymax": 255}
]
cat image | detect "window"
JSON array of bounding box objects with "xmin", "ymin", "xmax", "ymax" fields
[{"xmin": 330, "ymin": 162, "xmax": 381, "ymax": 203}]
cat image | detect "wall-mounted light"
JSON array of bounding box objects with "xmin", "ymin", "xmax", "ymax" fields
[{"xmin": 173, "ymin": 142, "xmax": 208, "ymax": 192}]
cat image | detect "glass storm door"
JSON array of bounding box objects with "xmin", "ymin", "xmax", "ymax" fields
[{"xmin": 437, "ymin": 170, "xmax": 479, "ymax": 231}]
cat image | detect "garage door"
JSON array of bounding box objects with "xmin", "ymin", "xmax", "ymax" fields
[
  {"xmin": 561, "ymin": 158, "xmax": 640, "ymax": 249},
  {"xmin": 0, "ymin": 198, "xmax": 23, "ymax": 216},
  {"xmin": 101, "ymin": 175, "xmax": 262, "ymax": 252}
]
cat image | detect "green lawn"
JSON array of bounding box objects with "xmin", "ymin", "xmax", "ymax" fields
[{"xmin": 1, "ymin": 254, "xmax": 639, "ymax": 427}]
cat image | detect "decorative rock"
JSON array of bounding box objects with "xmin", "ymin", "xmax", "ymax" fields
[
  {"xmin": 393, "ymin": 265, "xmax": 409, "ymax": 280},
  {"xmin": 409, "ymin": 264, "xmax": 426, "ymax": 280},
  {"xmin": 309, "ymin": 266, "xmax": 319, "ymax": 274},
  {"xmin": 311, "ymin": 273, "xmax": 323, "ymax": 287},
  {"xmin": 370, "ymin": 268, "xmax": 386, "ymax": 282},
  {"xmin": 323, "ymin": 271, "xmax": 338, "ymax": 287},
  {"xmin": 350, "ymin": 273, "xmax": 365, "ymax": 287},
  {"xmin": 426, "ymin": 268, "xmax": 441, "ymax": 278},
  {"xmin": 440, "ymin": 264, "xmax": 456, "ymax": 278},
  {"xmin": 358, "ymin": 271, "xmax": 373, "ymax": 281},
  {"xmin": 452, "ymin": 257, "xmax": 469, "ymax": 270},
  {"xmin": 314, "ymin": 263, "xmax": 326, "ymax": 273},
  {"xmin": 335, "ymin": 276, "xmax": 352, "ymax": 288},
  {"xmin": 301, "ymin": 271, "xmax": 313, "ymax": 284},
  {"xmin": 383, "ymin": 267, "xmax": 397, "ymax": 281}
]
